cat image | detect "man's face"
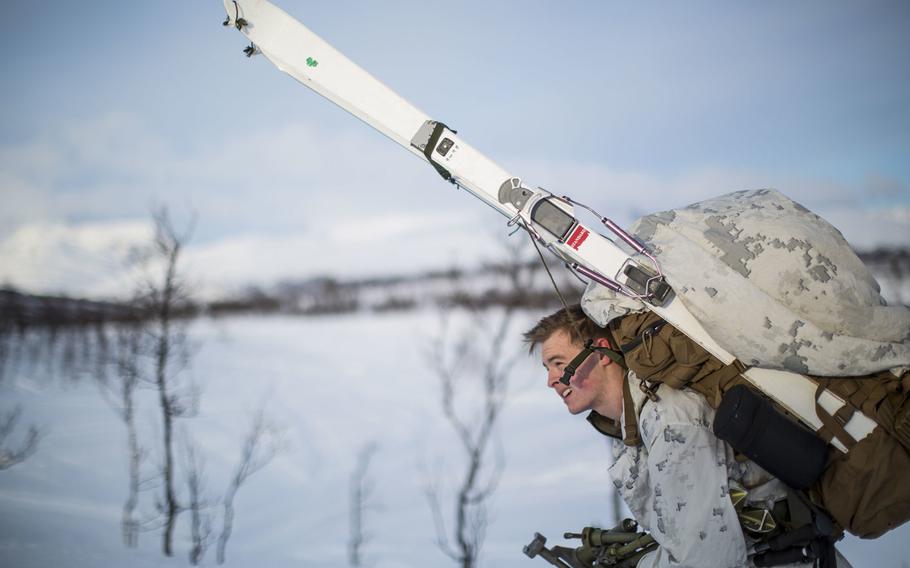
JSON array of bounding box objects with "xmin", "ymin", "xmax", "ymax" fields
[{"xmin": 540, "ymin": 329, "xmax": 607, "ymax": 415}]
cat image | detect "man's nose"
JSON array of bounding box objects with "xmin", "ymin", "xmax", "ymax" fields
[{"xmin": 547, "ymin": 368, "xmax": 561, "ymax": 388}]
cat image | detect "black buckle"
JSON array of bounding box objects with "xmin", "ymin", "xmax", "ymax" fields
[{"xmin": 559, "ymin": 339, "xmax": 596, "ymax": 386}]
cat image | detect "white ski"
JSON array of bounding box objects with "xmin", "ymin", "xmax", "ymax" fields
[{"xmin": 221, "ymin": 0, "xmax": 876, "ymax": 452}]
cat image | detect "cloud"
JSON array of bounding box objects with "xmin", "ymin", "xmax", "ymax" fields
[
  {"xmin": 0, "ymin": 219, "xmax": 152, "ymax": 297},
  {"xmin": 864, "ymin": 174, "xmax": 909, "ymax": 200},
  {"xmin": 818, "ymin": 206, "xmax": 910, "ymax": 250},
  {"xmin": 0, "ymin": 111, "xmax": 516, "ymax": 297},
  {"xmin": 2, "ymin": 111, "xmax": 907, "ymax": 299},
  {"xmin": 0, "ymin": 111, "xmax": 480, "ymax": 239},
  {"xmin": 184, "ymin": 211, "xmax": 498, "ymax": 297},
  {"xmin": 0, "ymin": 209, "xmax": 500, "ymax": 299},
  {"xmin": 324, "ymin": 212, "xmax": 464, "ymax": 244}
]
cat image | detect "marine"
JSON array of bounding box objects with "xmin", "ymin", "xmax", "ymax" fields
[{"xmin": 524, "ymin": 304, "xmax": 843, "ymax": 567}]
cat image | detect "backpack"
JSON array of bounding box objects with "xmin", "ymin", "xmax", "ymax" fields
[{"xmin": 609, "ymin": 309, "xmax": 910, "ymax": 539}]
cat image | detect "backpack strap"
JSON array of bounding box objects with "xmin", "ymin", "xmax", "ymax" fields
[
  {"xmin": 584, "ymin": 376, "xmax": 645, "ymax": 447},
  {"xmin": 586, "ymin": 410, "xmax": 622, "ymax": 439},
  {"xmin": 813, "ymin": 380, "xmax": 858, "ymax": 451},
  {"xmin": 621, "ymin": 376, "xmax": 643, "ymax": 446},
  {"xmin": 690, "ymin": 359, "xmax": 749, "ymax": 407},
  {"xmin": 583, "ymin": 321, "xmax": 652, "ymax": 446}
]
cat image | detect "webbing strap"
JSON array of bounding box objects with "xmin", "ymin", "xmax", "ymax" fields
[
  {"xmin": 814, "ymin": 382, "xmax": 857, "ymax": 452},
  {"xmin": 583, "ymin": 376, "xmax": 645, "ymax": 447},
  {"xmin": 586, "ymin": 410, "xmax": 622, "ymax": 439},
  {"xmin": 622, "ymin": 377, "xmax": 643, "ymax": 447},
  {"xmin": 860, "ymin": 381, "xmax": 892, "ymax": 416},
  {"xmin": 594, "ymin": 345, "xmax": 626, "ymax": 367},
  {"xmin": 559, "ymin": 339, "xmax": 625, "ymax": 386},
  {"xmin": 619, "ymin": 320, "xmax": 667, "ymax": 354},
  {"xmin": 696, "ymin": 359, "xmax": 748, "ymax": 407},
  {"xmin": 833, "ymin": 403, "xmax": 856, "ymax": 425}
]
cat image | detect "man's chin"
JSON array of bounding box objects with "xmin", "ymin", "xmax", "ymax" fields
[
  {"xmin": 566, "ymin": 404, "xmax": 588, "ymax": 416},
  {"xmin": 562, "ymin": 393, "xmax": 590, "ymax": 415}
]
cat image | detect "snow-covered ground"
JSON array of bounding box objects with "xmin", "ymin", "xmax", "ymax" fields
[{"xmin": 0, "ymin": 311, "xmax": 908, "ymax": 567}]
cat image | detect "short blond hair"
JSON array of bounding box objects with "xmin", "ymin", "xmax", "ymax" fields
[{"xmin": 522, "ymin": 304, "xmax": 613, "ymax": 354}]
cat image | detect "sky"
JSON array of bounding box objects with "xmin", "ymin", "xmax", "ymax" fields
[{"xmin": 1, "ymin": 0, "xmax": 909, "ymax": 298}]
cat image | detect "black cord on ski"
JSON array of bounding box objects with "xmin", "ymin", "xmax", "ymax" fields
[{"xmin": 223, "ymin": 1, "xmax": 248, "ymax": 30}]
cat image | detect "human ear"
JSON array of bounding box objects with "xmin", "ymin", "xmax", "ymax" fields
[{"xmin": 593, "ymin": 337, "xmax": 614, "ymax": 366}]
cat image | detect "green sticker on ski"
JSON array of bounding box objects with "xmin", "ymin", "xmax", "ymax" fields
[{"xmin": 306, "ymin": 57, "xmax": 319, "ymax": 67}]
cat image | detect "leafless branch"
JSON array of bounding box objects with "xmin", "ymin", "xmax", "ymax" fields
[
  {"xmin": 128, "ymin": 205, "xmax": 197, "ymax": 557},
  {"xmin": 349, "ymin": 442, "xmax": 379, "ymax": 567},
  {"xmin": 117, "ymin": 324, "xmax": 146, "ymax": 548},
  {"xmin": 181, "ymin": 430, "xmax": 214, "ymax": 565},
  {"xmin": 216, "ymin": 406, "xmax": 283, "ymax": 565},
  {"xmin": 421, "ymin": 460, "xmax": 458, "ymax": 561},
  {"xmin": 423, "ymin": 238, "xmax": 539, "ymax": 568},
  {"xmin": 0, "ymin": 405, "xmax": 41, "ymax": 471}
]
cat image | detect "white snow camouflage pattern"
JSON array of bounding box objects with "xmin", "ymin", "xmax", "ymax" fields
[
  {"xmin": 583, "ymin": 189, "xmax": 910, "ymax": 377},
  {"xmin": 612, "ymin": 373, "xmax": 814, "ymax": 568}
]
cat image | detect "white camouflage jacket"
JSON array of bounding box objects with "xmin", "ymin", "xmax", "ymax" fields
[{"xmin": 609, "ymin": 371, "xmax": 805, "ymax": 568}]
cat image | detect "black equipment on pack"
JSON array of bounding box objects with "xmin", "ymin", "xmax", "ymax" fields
[
  {"xmin": 752, "ymin": 500, "xmax": 840, "ymax": 568},
  {"xmin": 713, "ymin": 385, "xmax": 828, "ymax": 490}
]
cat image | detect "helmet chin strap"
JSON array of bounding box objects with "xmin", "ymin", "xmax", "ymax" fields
[{"xmin": 559, "ymin": 339, "xmax": 626, "ymax": 386}]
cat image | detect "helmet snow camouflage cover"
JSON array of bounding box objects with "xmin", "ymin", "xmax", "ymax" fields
[{"xmin": 582, "ymin": 189, "xmax": 910, "ymax": 377}]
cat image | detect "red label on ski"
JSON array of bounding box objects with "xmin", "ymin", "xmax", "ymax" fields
[{"xmin": 566, "ymin": 226, "xmax": 589, "ymax": 250}]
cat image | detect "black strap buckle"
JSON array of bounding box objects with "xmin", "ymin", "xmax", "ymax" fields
[
  {"xmin": 560, "ymin": 339, "xmax": 626, "ymax": 386},
  {"xmin": 559, "ymin": 339, "xmax": 596, "ymax": 386}
]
